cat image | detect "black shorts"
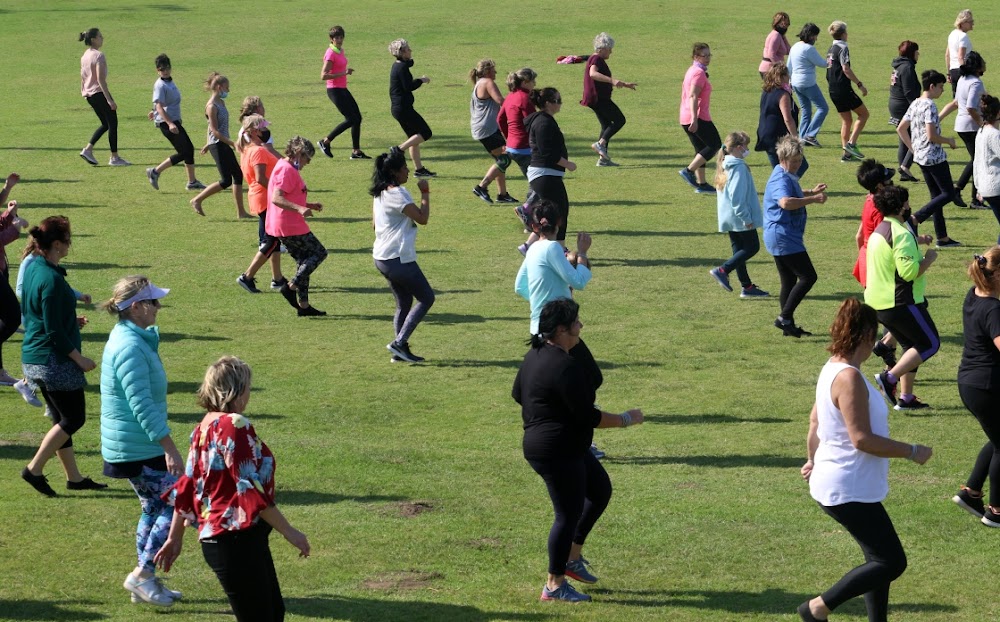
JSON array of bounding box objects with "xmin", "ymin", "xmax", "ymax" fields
[
  {"xmin": 392, "ymin": 107, "xmax": 432, "ymax": 141},
  {"xmin": 876, "ymin": 302, "xmax": 940, "ymax": 362},
  {"xmin": 478, "ymin": 130, "xmax": 505, "ymax": 154},
  {"xmin": 830, "ymin": 89, "xmax": 864, "ymax": 113}
]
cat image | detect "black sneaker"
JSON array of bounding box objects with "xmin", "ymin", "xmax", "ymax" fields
[
  {"xmin": 350, "ymin": 150, "xmax": 372, "ymax": 160},
  {"xmin": 774, "ymin": 318, "xmax": 811, "ymax": 338},
  {"xmin": 983, "ymin": 506, "xmax": 1000, "ymax": 528},
  {"xmin": 22, "ymin": 467, "xmax": 57, "ymax": 497},
  {"xmin": 897, "ymin": 169, "xmax": 920, "ymax": 182},
  {"xmin": 66, "ymin": 477, "xmax": 108, "ymax": 490},
  {"xmin": 953, "ymin": 487, "xmax": 985, "ymax": 518},
  {"xmin": 317, "ymin": 139, "xmax": 332, "ymax": 158},
  {"xmin": 237, "ymin": 274, "xmax": 261, "ymax": 294},
  {"xmin": 694, "ymin": 183, "xmax": 716, "ymax": 194},
  {"xmin": 297, "ymin": 306, "xmax": 327, "ymax": 317},
  {"xmin": 936, "ymin": 238, "xmax": 963, "ymax": 248},
  {"xmin": 875, "ymin": 371, "xmax": 898, "ymax": 406},
  {"xmin": 414, "ymin": 167, "xmax": 436, "ymax": 179},
  {"xmin": 953, "ymin": 190, "xmax": 968, "ymax": 208},
  {"xmin": 472, "ymin": 185, "xmax": 493, "ymax": 203},
  {"xmin": 496, "ymin": 193, "xmax": 520, "ymax": 204},
  {"xmin": 872, "ymin": 341, "xmax": 897, "ymax": 368},
  {"xmin": 971, "ymin": 199, "xmax": 989, "ymax": 210},
  {"xmin": 278, "ymin": 283, "xmax": 300, "ymax": 310},
  {"xmin": 271, "ymin": 277, "xmax": 288, "ymax": 290},
  {"xmin": 894, "ymin": 396, "xmax": 930, "ymax": 411},
  {"xmin": 386, "ymin": 340, "xmax": 424, "ymax": 363}
]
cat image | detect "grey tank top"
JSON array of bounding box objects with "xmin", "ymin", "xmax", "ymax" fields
[
  {"xmin": 207, "ymin": 100, "xmax": 229, "ymax": 144},
  {"xmin": 470, "ymin": 83, "xmax": 500, "ymax": 140}
]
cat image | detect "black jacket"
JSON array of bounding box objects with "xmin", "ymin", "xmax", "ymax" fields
[
  {"xmin": 389, "ymin": 59, "xmax": 422, "ymax": 111},
  {"xmin": 889, "ymin": 56, "xmax": 919, "ymax": 119},
  {"xmin": 525, "ymin": 111, "xmax": 567, "ymax": 171}
]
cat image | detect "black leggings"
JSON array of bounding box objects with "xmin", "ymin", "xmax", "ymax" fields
[
  {"xmin": 819, "ymin": 501, "xmax": 907, "ymax": 622},
  {"xmin": 201, "ymin": 523, "xmax": 284, "ymax": 622},
  {"xmin": 208, "ymin": 143, "xmax": 243, "ymax": 189},
  {"xmin": 39, "ymin": 387, "xmax": 87, "ymax": 449},
  {"xmin": 959, "ymin": 383, "xmax": 1000, "ymax": 507},
  {"xmin": 0, "ymin": 271, "xmax": 19, "ymax": 369},
  {"xmin": 86, "ymin": 93, "xmax": 118, "ymax": 152},
  {"xmin": 956, "ymin": 130, "xmax": 978, "ymax": 199},
  {"xmin": 773, "ymin": 251, "xmax": 817, "ymax": 323},
  {"xmin": 914, "ymin": 160, "xmax": 954, "ymax": 240},
  {"xmin": 589, "ymin": 99, "xmax": 626, "ymax": 144},
  {"xmin": 157, "ymin": 121, "xmax": 195, "ymax": 166},
  {"xmin": 325, "ymin": 88, "xmax": 362, "ymax": 150},
  {"xmin": 527, "ymin": 451, "xmax": 612, "ymax": 576},
  {"xmin": 681, "ymin": 120, "xmax": 722, "ymax": 161},
  {"xmin": 528, "ymin": 175, "xmax": 569, "ymax": 242}
]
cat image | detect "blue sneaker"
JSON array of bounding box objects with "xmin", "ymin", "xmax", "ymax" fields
[
  {"xmin": 678, "ymin": 168, "xmax": 699, "ymax": 190},
  {"xmin": 565, "ymin": 557, "xmax": 598, "ymax": 584},
  {"xmin": 589, "ymin": 443, "xmax": 605, "ymax": 459},
  {"xmin": 695, "ymin": 183, "xmax": 716, "ymax": 194},
  {"xmin": 740, "ymin": 284, "xmax": 769, "ymax": 298},
  {"xmin": 540, "ymin": 580, "xmax": 591, "ymax": 603},
  {"xmin": 709, "ymin": 267, "xmax": 732, "ymax": 292}
]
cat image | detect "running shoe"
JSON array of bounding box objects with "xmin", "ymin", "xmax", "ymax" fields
[
  {"xmin": 894, "ymin": 396, "xmax": 930, "ymax": 411},
  {"xmin": 875, "ymin": 371, "xmax": 898, "ymax": 406},
  {"xmin": 740, "ymin": 284, "xmax": 770, "ymax": 298},
  {"xmin": 897, "ymin": 168, "xmax": 920, "ymax": 182},
  {"xmin": 123, "ymin": 574, "xmax": 174, "ymax": 607},
  {"xmin": 936, "ymin": 238, "xmax": 963, "ymax": 248},
  {"xmin": 472, "ymin": 185, "xmax": 493, "ymax": 203},
  {"xmin": 271, "ymin": 277, "xmax": 288, "ymax": 290},
  {"xmin": 414, "ymin": 167, "xmax": 437, "ymax": 178},
  {"xmin": 591, "ymin": 141, "xmax": 608, "ymax": 159},
  {"xmin": 387, "ymin": 340, "xmax": 424, "ymax": 363},
  {"xmin": 66, "ymin": 477, "xmax": 108, "ymax": 490},
  {"xmin": 983, "ymin": 506, "xmax": 1000, "ymax": 528},
  {"xmin": 565, "ymin": 557, "xmax": 598, "ymax": 584},
  {"xmin": 146, "ymin": 167, "xmax": 160, "ymax": 190},
  {"xmin": 844, "ymin": 142, "xmax": 865, "ymax": 159},
  {"xmin": 802, "ymin": 136, "xmax": 822, "ymax": 148},
  {"xmin": 186, "ymin": 180, "xmax": 206, "ymax": 190},
  {"xmin": 953, "ymin": 486, "xmax": 985, "ymax": 518},
  {"xmin": 952, "ymin": 190, "xmax": 968, "ymax": 208},
  {"xmin": 695, "ymin": 183, "xmax": 716, "ymax": 194},
  {"xmin": 709, "ymin": 267, "xmax": 732, "ymax": 292},
  {"xmin": 14, "ymin": 379, "xmax": 42, "ymax": 407},
  {"xmin": 350, "ymin": 150, "xmax": 372, "ymax": 160},
  {"xmin": 496, "ymin": 193, "xmax": 520, "ymax": 204},
  {"xmin": 237, "ymin": 274, "xmax": 261, "ymax": 294},
  {"xmin": 21, "ymin": 467, "xmax": 57, "ymax": 497},
  {"xmin": 80, "ymin": 149, "xmax": 98, "ymax": 166},
  {"xmin": 872, "ymin": 341, "xmax": 897, "ymax": 368},
  {"xmin": 596, "ymin": 158, "xmax": 619, "ymax": 167},
  {"xmin": 109, "ymin": 156, "xmax": 131, "ymax": 167},
  {"xmin": 678, "ymin": 168, "xmax": 699, "ymax": 189},
  {"xmin": 540, "ymin": 581, "xmax": 591, "ymax": 603},
  {"xmin": 317, "ymin": 139, "xmax": 332, "ymax": 158}
]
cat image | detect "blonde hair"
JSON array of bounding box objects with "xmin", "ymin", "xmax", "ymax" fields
[
  {"xmin": 284, "ymin": 135, "xmax": 315, "ymax": 159},
  {"xmin": 955, "ymin": 9, "xmax": 973, "ymax": 29},
  {"xmin": 197, "ymin": 356, "xmax": 252, "ymax": 413},
  {"xmin": 829, "ymin": 21, "xmax": 847, "ymax": 39},
  {"xmin": 240, "ymin": 95, "xmax": 263, "ymax": 121},
  {"xmin": 593, "ymin": 32, "xmax": 615, "ymax": 51},
  {"xmin": 969, "ymin": 247, "xmax": 1000, "ymax": 293},
  {"xmin": 99, "ymin": 275, "xmax": 151, "ymax": 318},
  {"xmin": 714, "ymin": 131, "xmax": 750, "ymax": 190},
  {"xmin": 762, "ymin": 62, "xmax": 788, "ymax": 92},
  {"xmin": 469, "ymin": 59, "xmax": 495, "ymax": 82},
  {"xmin": 775, "ymin": 134, "xmax": 803, "ymax": 161},
  {"xmin": 237, "ymin": 114, "xmax": 267, "ymax": 154},
  {"xmin": 506, "ymin": 67, "xmax": 537, "ymax": 92},
  {"xmin": 388, "ymin": 38, "xmax": 409, "ymax": 58},
  {"xmin": 204, "ymin": 71, "xmax": 228, "ymax": 91}
]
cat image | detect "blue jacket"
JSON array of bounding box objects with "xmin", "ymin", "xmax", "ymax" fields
[
  {"xmin": 717, "ymin": 155, "xmax": 762, "ymax": 232},
  {"xmin": 100, "ymin": 320, "xmax": 170, "ymax": 463}
]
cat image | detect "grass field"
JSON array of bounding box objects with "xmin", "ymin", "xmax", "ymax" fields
[{"xmin": 1, "ymin": 1, "xmax": 998, "ymax": 620}]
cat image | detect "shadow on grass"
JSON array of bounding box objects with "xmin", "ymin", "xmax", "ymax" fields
[
  {"xmin": 429, "ymin": 359, "xmax": 522, "ymax": 369},
  {"xmin": 22, "ymin": 202, "xmax": 95, "ymax": 208},
  {"xmin": 170, "ymin": 412, "xmax": 285, "ymax": 424},
  {"xmin": 597, "ymin": 257, "xmax": 713, "ymax": 268},
  {"xmin": 285, "ymin": 595, "xmax": 553, "ymax": 621},
  {"xmin": 318, "ymin": 286, "xmax": 480, "ymax": 296},
  {"xmin": 80, "ymin": 331, "xmax": 230, "ymax": 344},
  {"xmin": 170, "ymin": 381, "xmax": 267, "ymax": 395},
  {"xmin": 330, "ymin": 313, "xmax": 521, "ymax": 324},
  {"xmin": 573, "ymin": 200, "xmax": 659, "ymax": 207},
  {"xmin": 603, "ymin": 454, "xmax": 802, "ymax": 468},
  {"xmin": 0, "ymin": 443, "xmax": 41, "ymax": 461},
  {"xmin": 326, "ymin": 247, "xmax": 453, "ymax": 255},
  {"xmin": 589, "ymin": 229, "xmax": 707, "ymax": 237},
  {"xmin": 644, "ymin": 413, "xmax": 793, "ymax": 424},
  {"xmin": 308, "ymin": 216, "xmax": 373, "ymax": 224},
  {"xmin": 585, "ymin": 587, "xmax": 957, "ymax": 615},
  {"xmin": 277, "ymin": 490, "xmax": 407, "ymax": 505},
  {"xmin": 0, "ymin": 599, "xmax": 107, "ymax": 620},
  {"xmin": 64, "ymin": 262, "xmax": 151, "ymax": 271}
]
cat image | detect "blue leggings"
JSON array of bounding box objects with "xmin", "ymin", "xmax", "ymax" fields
[
  {"xmin": 375, "ymin": 258, "xmax": 435, "ymax": 344},
  {"xmin": 129, "ymin": 466, "xmax": 177, "ymax": 573}
]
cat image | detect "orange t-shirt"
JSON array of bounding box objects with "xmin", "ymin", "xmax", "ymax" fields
[{"xmin": 240, "ymin": 145, "xmax": 280, "ymax": 216}]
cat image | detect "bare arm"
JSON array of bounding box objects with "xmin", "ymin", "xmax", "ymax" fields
[
  {"xmin": 939, "ymin": 99, "xmax": 959, "ymax": 120},
  {"xmin": 925, "ymin": 121, "xmax": 956, "ymax": 148},
  {"xmin": 253, "ymin": 163, "xmax": 268, "ymax": 188},
  {"xmin": 897, "ymin": 119, "xmax": 913, "ymax": 151},
  {"xmin": 483, "ymin": 79, "xmax": 504, "ymax": 106},
  {"xmin": 778, "ymin": 193, "xmax": 826, "ymax": 210},
  {"xmin": 855, "ymin": 222, "xmax": 864, "ymax": 249},
  {"xmin": 801, "ymin": 403, "xmax": 819, "ymax": 480},
  {"xmin": 779, "ymin": 92, "xmax": 797, "ymax": 136},
  {"xmin": 272, "ymin": 187, "xmax": 310, "ymax": 215},
  {"xmin": 842, "ymin": 64, "xmax": 868, "ymax": 96},
  {"xmin": 321, "ymin": 59, "xmax": 352, "ymax": 82},
  {"xmin": 596, "ymin": 409, "xmax": 644, "ymax": 428},
  {"xmin": 206, "ymin": 102, "xmax": 234, "ymax": 148},
  {"xmin": 687, "ymin": 84, "xmax": 702, "ymax": 132},
  {"xmin": 94, "ymin": 56, "xmax": 116, "ymax": 110},
  {"xmin": 400, "ymin": 180, "xmax": 430, "ymax": 225},
  {"xmin": 259, "ymin": 505, "xmax": 310, "ymax": 557}
]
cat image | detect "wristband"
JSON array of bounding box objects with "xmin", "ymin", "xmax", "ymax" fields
[
  {"xmin": 621, "ymin": 412, "xmax": 631, "ymax": 428},
  {"xmin": 909, "ymin": 444, "xmax": 918, "ymax": 460},
  {"xmin": 577, "ymin": 252, "xmax": 588, "ymax": 259}
]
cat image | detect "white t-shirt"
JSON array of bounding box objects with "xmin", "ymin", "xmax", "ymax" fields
[
  {"xmin": 903, "ymin": 98, "xmax": 947, "ymax": 166},
  {"xmin": 373, "ymin": 186, "xmax": 418, "ymax": 263},
  {"xmin": 948, "ymin": 29, "xmax": 973, "ymax": 70},
  {"xmin": 954, "ymin": 75, "xmax": 984, "ymax": 133},
  {"xmin": 809, "ymin": 361, "xmax": 890, "ymax": 506}
]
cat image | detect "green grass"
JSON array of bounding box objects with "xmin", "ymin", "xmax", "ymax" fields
[{"xmin": 1, "ymin": 1, "xmax": 998, "ymax": 620}]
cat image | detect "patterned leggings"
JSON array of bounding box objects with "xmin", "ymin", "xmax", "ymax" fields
[
  {"xmin": 129, "ymin": 466, "xmax": 177, "ymax": 573},
  {"xmin": 281, "ymin": 232, "xmax": 328, "ymax": 305}
]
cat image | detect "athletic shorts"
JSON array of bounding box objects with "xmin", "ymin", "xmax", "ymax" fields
[
  {"xmin": 392, "ymin": 108, "xmax": 432, "ymax": 141},
  {"xmin": 830, "ymin": 89, "xmax": 864, "ymax": 114},
  {"xmin": 478, "ymin": 130, "xmax": 505, "ymax": 153}
]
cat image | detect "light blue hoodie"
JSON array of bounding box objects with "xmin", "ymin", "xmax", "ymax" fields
[{"xmin": 717, "ymin": 155, "xmax": 762, "ymax": 232}]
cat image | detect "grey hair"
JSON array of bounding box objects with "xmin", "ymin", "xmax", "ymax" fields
[
  {"xmin": 775, "ymin": 135, "xmax": 804, "ymax": 161},
  {"xmin": 593, "ymin": 32, "xmax": 615, "ymax": 51},
  {"xmin": 284, "ymin": 135, "xmax": 315, "ymax": 159},
  {"xmin": 955, "ymin": 9, "xmax": 973, "ymax": 29},
  {"xmin": 388, "ymin": 38, "xmax": 409, "ymax": 58}
]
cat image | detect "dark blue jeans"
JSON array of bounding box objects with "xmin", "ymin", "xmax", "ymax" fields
[
  {"xmin": 721, "ymin": 229, "xmax": 761, "ymax": 289},
  {"xmin": 375, "ymin": 258, "xmax": 435, "ymax": 344},
  {"xmin": 914, "ymin": 160, "xmax": 955, "ymax": 240}
]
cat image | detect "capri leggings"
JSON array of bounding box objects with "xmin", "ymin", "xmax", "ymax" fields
[
  {"xmin": 527, "ymin": 451, "xmax": 612, "ymax": 576},
  {"xmin": 281, "ymin": 231, "xmax": 328, "ymax": 305},
  {"xmin": 208, "ymin": 143, "xmax": 243, "ymax": 189},
  {"xmin": 529, "ymin": 175, "xmax": 569, "ymax": 242},
  {"xmin": 326, "ymin": 88, "xmax": 363, "ymax": 150},
  {"xmin": 876, "ymin": 302, "xmax": 940, "ymax": 362},
  {"xmin": 958, "ymin": 383, "xmax": 1000, "ymax": 508},
  {"xmin": 589, "ymin": 99, "xmax": 626, "ymax": 144},
  {"xmin": 39, "ymin": 388, "xmax": 87, "ymax": 449},
  {"xmin": 682, "ymin": 119, "xmax": 722, "ymax": 161},
  {"xmin": 0, "ymin": 271, "xmax": 20, "ymax": 369},
  {"xmin": 86, "ymin": 93, "xmax": 118, "ymax": 152},
  {"xmin": 128, "ymin": 466, "xmax": 177, "ymax": 573},
  {"xmin": 158, "ymin": 121, "xmax": 195, "ymax": 166}
]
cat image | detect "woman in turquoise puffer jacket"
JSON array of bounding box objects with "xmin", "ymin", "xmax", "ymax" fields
[{"xmin": 99, "ymin": 276, "xmax": 184, "ymax": 608}]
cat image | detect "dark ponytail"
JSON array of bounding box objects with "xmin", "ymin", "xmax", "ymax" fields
[
  {"xmin": 529, "ymin": 87, "xmax": 560, "ymax": 109},
  {"xmin": 79, "ymin": 28, "xmax": 100, "ymax": 45},
  {"xmin": 29, "ymin": 216, "xmax": 71, "ymax": 253},
  {"xmin": 369, "ymin": 147, "xmax": 407, "ymax": 197},
  {"xmin": 529, "ymin": 299, "xmax": 580, "ymax": 348},
  {"xmin": 529, "ymin": 199, "xmax": 561, "ymax": 237}
]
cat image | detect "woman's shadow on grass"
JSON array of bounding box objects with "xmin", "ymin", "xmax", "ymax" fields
[
  {"xmin": 0, "ymin": 599, "xmax": 106, "ymax": 620},
  {"xmin": 285, "ymin": 595, "xmax": 553, "ymax": 621}
]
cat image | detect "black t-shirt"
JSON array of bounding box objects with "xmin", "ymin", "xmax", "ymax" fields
[
  {"xmin": 826, "ymin": 40, "xmax": 852, "ymax": 94},
  {"xmin": 958, "ymin": 287, "xmax": 1000, "ymax": 389},
  {"xmin": 512, "ymin": 343, "xmax": 601, "ymax": 460}
]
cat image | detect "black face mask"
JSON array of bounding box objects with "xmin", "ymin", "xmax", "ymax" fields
[
  {"xmin": 902, "ymin": 207, "xmax": 912, "ymax": 221},
  {"xmin": 161, "ymin": 76, "xmax": 173, "ymax": 82},
  {"xmin": 260, "ymin": 129, "xmax": 271, "ymax": 143},
  {"xmin": 775, "ymin": 26, "xmax": 788, "ymax": 35},
  {"xmin": 404, "ymin": 59, "xmax": 414, "ymax": 68}
]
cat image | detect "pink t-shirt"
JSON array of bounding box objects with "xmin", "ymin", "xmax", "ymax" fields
[
  {"xmin": 679, "ymin": 63, "xmax": 712, "ymax": 124},
  {"xmin": 266, "ymin": 159, "xmax": 311, "ymax": 237},
  {"xmin": 324, "ymin": 46, "xmax": 348, "ymax": 89},
  {"xmin": 80, "ymin": 49, "xmax": 106, "ymax": 97},
  {"xmin": 758, "ymin": 30, "xmax": 791, "ymax": 73}
]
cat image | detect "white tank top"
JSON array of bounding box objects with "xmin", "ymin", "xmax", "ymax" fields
[{"xmin": 809, "ymin": 360, "xmax": 890, "ymax": 506}]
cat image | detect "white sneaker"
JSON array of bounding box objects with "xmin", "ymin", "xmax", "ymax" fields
[
  {"xmin": 130, "ymin": 576, "xmax": 182, "ymax": 603},
  {"xmin": 14, "ymin": 379, "xmax": 42, "ymax": 407},
  {"xmin": 123, "ymin": 574, "xmax": 175, "ymax": 607},
  {"xmin": 109, "ymin": 156, "xmax": 131, "ymax": 167},
  {"xmin": 79, "ymin": 149, "xmax": 98, "ymax": 166}
]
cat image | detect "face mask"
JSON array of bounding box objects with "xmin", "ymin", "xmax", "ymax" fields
[
  {"xmin": 902, "ymin": 207, "xmax": 912, "ymax": 221},
  {"xmin": 161, "ymin": 75, "xmax": 173, "ymax": 82},
  {"xmin": 260, "ymin": 129, "xmax": 271, "ymax": 143},
  {"xmin": 775, "ymin": 25, "xmax": 788, "ymax": 35},
  {"xmin": 220, "ymin": 91, "xmax": 228, "ymax": 100},
  {"xmin": 404, "ymin": 59, "xmax": 414, "ymax": 68},
  {"xmin": 292, "ymin": 160, "xmax": 302, "ymax": 171}
]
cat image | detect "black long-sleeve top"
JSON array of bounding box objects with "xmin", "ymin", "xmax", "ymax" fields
[
  {"xmin": 525, "ymin": 111, "xmax": 567, "ymax": 171},
  {"xmin": 513, "ymin": 344, "xmax": 601, "ymax": 461},
  {"xmin": 889, "ymin": 56, "xmax": 920, "ymax": 119},
  {"xmin": 389, "ymin": 59, "xmax": 422, "ymax": 112}
]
